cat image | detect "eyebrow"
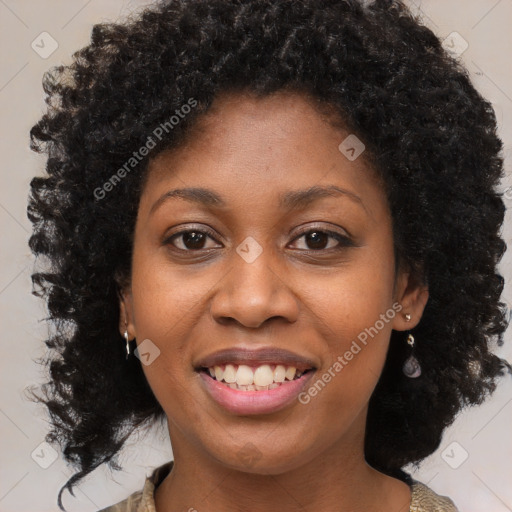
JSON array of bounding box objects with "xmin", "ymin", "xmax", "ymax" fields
[{"xmin": 149, "ymin": 185, "xmax": 366, "ymax": 215}]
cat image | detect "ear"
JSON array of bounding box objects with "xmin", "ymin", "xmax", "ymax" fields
[
  {"xmin": 118, "ymin": 286, "xmax": 136, "ymax": 340},
  {"xmin": 391, "ymin": 265, "xmax": 429, "ymax": 332}
]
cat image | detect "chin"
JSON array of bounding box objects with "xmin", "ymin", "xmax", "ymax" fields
[{"xmin": 205, "ymin": 439, "xmax": 317, "ymax": 476}]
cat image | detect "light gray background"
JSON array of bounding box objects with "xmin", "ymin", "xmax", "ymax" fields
[{"xmin": 1, "ymin": 1, "xmax": 511, "ymax": 511}]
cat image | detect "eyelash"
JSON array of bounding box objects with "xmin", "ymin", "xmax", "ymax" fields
[{"xmin": 164, "ymin": 225, "xmax": 354, "ymax": 253}]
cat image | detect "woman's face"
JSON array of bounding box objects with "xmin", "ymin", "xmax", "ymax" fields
[{"xmin": 121, "ymin": 91, "xmax": 427, "ymax": 473}]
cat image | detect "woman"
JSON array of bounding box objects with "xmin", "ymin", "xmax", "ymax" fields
[{"xmin": 27, "ymin": 0, "xmax": 510, "ymax": 511}]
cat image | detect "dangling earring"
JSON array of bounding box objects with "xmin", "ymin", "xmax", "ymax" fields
[
  {"xmin": 403, "ymin": 333, "xmax": 421, "ymax": 378},
  {"xmin": 402, "ymin": 313, "xmax": 421, "ymax": 378},
  {"xmin": 124, "ymin": 330, "xmax": 130, "ymax": 359}
]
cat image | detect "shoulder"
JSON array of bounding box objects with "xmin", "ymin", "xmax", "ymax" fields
[
  {"xmin": 98, "ymin": 461, "xmax": 174, "ymax": 512},
  {"xmin": 410, "ymin": 480, "xmax": 459, "ymax": 512},
  {"xmin": 97, "ymin": 490, "xmax": 143, "ymax": 512}
]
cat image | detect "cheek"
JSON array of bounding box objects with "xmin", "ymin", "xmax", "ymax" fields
[
  {"xmin": 130, "ymin": 249, "xmax": 216, "ymax": 340},
  {"xmin": 128, "ymin": 249, "xmax": 198, "ymax": 384},
  {"xmin": 314, "ymin": 239, "xmax": 396, "ymax": 344},
  {"xmin": 300, "ymin": 242, "xmax": 396, "ymax": 407}
]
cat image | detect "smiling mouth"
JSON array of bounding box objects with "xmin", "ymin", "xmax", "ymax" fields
[{"xmin": 199, "ymin": 363, "xmax": 313, "ymax": 391}]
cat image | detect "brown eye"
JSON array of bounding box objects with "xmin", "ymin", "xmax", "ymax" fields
[
  {"xmin": 290, "ymin": 229, "xmax": 353, "ymax": 251},
  {"xmin": 166, "ymin": 229, "xmax": 221, "ymax": 251},
  {"xmin": 304, "ymin": 231, "xmax": 329, "ymax": 250},
  {"xmin": 180, "ymin": 231, "xmax": 207, "ymax": 250}
]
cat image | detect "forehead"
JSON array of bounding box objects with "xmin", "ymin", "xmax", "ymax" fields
[
  {"xmin": 141, "ymin": 90, "xmax": 385, "ymax": 218},
  {"xmin": 174, "ymin": 91, "xmax": 351, "ymax": 157}
]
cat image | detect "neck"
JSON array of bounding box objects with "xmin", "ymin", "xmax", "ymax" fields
[{"xmin": 154, "ymin": 419, "xmax": 411, "ymax": 512}]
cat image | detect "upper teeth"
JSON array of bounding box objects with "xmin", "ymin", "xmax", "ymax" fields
[{"xmin": 208, "ymin": 364, "xmax": 303, "ymax": 387}]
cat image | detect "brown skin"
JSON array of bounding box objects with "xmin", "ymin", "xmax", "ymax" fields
[{"xmin": 119, "ymin": 91, "xmax": 429, "ymax": 512}]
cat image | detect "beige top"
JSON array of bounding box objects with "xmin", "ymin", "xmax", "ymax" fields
[{"xmin": 99, "ymin": 461, "xmax": 459, "ymax": 512}]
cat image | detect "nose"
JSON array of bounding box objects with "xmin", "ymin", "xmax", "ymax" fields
[{"xmin": 210, "ymin": 248, "xmax": 300, "ymax": 329}]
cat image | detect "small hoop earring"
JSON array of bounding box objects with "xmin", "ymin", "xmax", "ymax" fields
[{"xmin": 402, "ymin": 333, "xmax": 421, "ymax": 378}]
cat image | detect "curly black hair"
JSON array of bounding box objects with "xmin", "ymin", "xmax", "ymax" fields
[{"xmin": 27, "ymin": 0, "xmax": 511, "ymax": 509}]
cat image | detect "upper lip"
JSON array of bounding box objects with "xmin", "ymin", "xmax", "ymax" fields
[{"xmin": 194, "ymin": 347, "xmax": 317, "ymax": 372}]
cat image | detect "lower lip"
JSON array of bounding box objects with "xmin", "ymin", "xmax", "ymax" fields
[{"xmin": 198, "ymin": 371, "xmax": 315, "ymax": 415}]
